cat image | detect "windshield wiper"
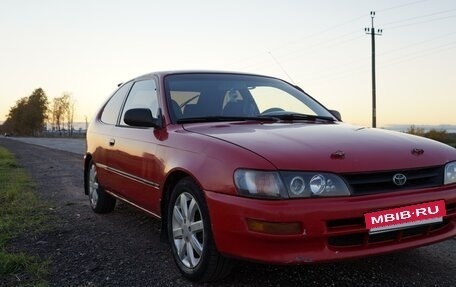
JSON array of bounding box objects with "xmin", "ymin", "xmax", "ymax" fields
[
  {"xmin": 176, "ymin": 114, "xmax": 335, "ymax": 124},
  {"xmin": 271, "ymin": 113, "xmax": 336, "ymax": 122},
  {"xmin": 176, "ymin": 115, "xmax": 278, "ymax": 124}
]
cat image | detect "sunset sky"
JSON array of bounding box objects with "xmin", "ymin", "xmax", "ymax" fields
[{"xmin": 1, "ymin": 0, "xmax": 455, "ymax": 128}]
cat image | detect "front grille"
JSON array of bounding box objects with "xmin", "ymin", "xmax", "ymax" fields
[
  {"xmin": 326, "ymin": 201, "xmax": 456, "ymax": 249},
  {"xmin": 341, "ymin": 166, "xmax": 443, "ymax": 195},
  {"xmin": 327, "ymin": 219, "xmax": 450, "ymax": 248}
]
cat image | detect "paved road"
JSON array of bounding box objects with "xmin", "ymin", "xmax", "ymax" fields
[{"xmin": 5, "ymin": 136, "xmax": 86, "ymax": 155}]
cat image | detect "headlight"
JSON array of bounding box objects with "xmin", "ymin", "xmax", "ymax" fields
[
  {"xmin": 281, "ymin": 172, "xmax": 351, "ymax": 198},
  {"xmin": 444, "ymin": 161, "xmax": 456, "ymax": 185},
  {"xmin": 234, "ymin": 169, "xmax": 351, "ymax": 199},
  {"xmin": 234, "ymin": 170, "xmax": 288, "ymax": 199}
]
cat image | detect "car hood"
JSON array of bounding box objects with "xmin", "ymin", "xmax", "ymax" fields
[{"xmin": 183, "ymin": 122, "xmax": 456, "ymax": 172}]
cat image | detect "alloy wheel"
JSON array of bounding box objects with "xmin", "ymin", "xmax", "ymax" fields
[
  {"xmin": 172, "ymin": 192, "xmax": 204, "ymax": 268},
  {"xmin": 88, "ymin": 164, "xmax": 99, "ymax": 209}
]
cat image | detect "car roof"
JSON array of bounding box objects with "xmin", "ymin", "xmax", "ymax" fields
[{"xmin": 131, "ymin": 70, "xmax": 271, "ymax": 82}]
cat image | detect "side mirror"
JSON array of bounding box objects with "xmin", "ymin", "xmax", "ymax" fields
[
  {"xmin": 293, "ymin": 85, "xmax": 305, "ymax": 93},
  {"xmin": 124, "ymin": 108, "xmax": 160, "ymax": 128},
  {"xmin": 329, "ymin": 110, "xmax": 342, "ymax": 121}
]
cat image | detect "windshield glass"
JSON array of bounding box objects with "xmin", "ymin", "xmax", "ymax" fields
[{"xmin": 164, "ymin": 73, "xmax": 335, "ymax": 123}]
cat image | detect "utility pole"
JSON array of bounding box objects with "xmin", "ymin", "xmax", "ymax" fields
[{"xmin": 365, "ymin": 11, "xmax": 382, "ymax": 128}]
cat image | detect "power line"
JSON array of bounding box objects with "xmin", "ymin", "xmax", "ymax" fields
[
  {"xmin": 279, "ymin": 0, "xmax": 433, "ymax": 54},
  {"xmin": 386, "ymin": 14, "xmax": 456, "ymax": 30},
  {"xmin": 226, "ymin": 0, "xmax": 440, "ymax": 74},
  {"xmin": 224, "ymin": 19, "xmax": 365, "ymax": 70},
  {"xmin": 285, "ymin": 22, "xmax": 456, "ymax": 84},
  {"xmin": 307, "ymin": 34, "xmax": 456, "ymax": 84},
  {"xmin": 268, "ymin": 16, "xmax": 365, "ymax": 54},
  {"xmin": 381, "ymin": 30, "xmax": 456, "ymax": 56},
  {"xmin": 376, "ymin": 0, "xmax": 432, "ymax": 12},
  {"xmin": 264, "ymin": 8, "xmax": 454, "ymax": 68},
  {"xmin": 379, "ymin": 40, "xmax": 456, "ymax": 68},
  {"xmin": 382, "ymin": 8, "xmax": 456, "ymax": 27},
  {"xmin": 271, "ymin": 32, "xmax": 363, "ymax": 65}
]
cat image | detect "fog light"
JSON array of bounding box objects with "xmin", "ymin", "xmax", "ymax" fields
[
  {"xmin": 310, "ymin": 174, "xmax": 325, "ymax": 195},
  {"xmin": 246, "ymin": 218, "xmax": 302, "ymax": 235}
]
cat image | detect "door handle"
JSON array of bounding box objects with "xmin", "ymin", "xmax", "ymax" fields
[{"xmin": 109, "ymin": 139, "xmax": 115, "ymax": 146}]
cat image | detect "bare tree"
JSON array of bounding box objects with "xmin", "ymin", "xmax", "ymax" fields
[
  {"xmin": 50, "ymin": 96, "xmax": 66, "ymax": 135},
  {"xmin": 66, "ymin": 96, "xmax": 76, "ymax": 136},
  {"xmin": 50, "ymin": 93, "xmax": 74, "ymax": 135}
]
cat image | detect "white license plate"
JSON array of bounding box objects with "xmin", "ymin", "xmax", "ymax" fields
[{"xmin": 364, "ymin": 200, "xmax": 446, "ymax": 234}]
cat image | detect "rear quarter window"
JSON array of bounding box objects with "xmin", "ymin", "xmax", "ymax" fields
[{"xmin": 100, "ymin": 82, "xmax": 132, "ymax": 125}]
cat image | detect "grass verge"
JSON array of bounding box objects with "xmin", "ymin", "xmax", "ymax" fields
[{"xmin": 0, "ymin": 146, "xmax": 50, "ymax": 286}]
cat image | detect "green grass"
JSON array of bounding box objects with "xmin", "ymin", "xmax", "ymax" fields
[{"xmin": 0, "ymin": 147, "xmax": 50, "ymax": 285}]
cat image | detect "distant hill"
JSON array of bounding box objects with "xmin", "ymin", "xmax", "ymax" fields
[{"xmin": 384, "ymin": 124, "xmax": 456, "ymax": 133}]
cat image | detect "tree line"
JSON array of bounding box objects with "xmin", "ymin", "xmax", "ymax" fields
[
  {"xmin": 1, "ymin": 88, "xmax": 76, "ymax": 136},
  {"xmin": 2, "ymin": 89, "xmax": 455, "ymax": 147},
  {"xmin": 406, "ymin": 125, "xmax": 456, "ymax": 148}
]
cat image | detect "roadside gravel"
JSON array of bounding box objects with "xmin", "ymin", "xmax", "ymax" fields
[{"xmin": 0, "ymin": 137, "xmax": 455, "ymax": 286}]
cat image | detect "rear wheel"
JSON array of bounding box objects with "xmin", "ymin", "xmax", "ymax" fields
[
  {"xmin": 167, "ymin": 177, "xmax": 232, "ymax": 282},
  {"xmin": 86, "ymin": 160, "xmax": 116, "ymax": 213}
]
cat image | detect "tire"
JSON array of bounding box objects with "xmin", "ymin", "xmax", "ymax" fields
[
  {"xmin": 167, "ymin": 177, "xmax": 233, "ymax": 282},
  {"xmin": 86, "ymin": 160, "xmax": 116, "ymax": 213}
]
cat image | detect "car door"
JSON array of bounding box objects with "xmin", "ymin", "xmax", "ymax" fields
[{"xmin": 107, "ymin": 78, "xmax": 163, "ymax": 215}]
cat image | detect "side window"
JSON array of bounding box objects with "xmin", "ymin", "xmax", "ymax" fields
[
  {"xmin": 120, "ymin": 79, "xmax": 158, "ymax": 125},
  {"xmin": 100, "ymin": 82, "xmax": 132, "ymax": 125}
]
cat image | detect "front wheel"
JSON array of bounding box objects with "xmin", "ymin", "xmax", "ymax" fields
[{"xmin": 167, "ymin": 177, "xmax": 232, "ymax": 282}]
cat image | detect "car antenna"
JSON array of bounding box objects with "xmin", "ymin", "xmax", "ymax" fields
[
  {"xmin": 117, "ymin": 82, "xmax": 123, "ymax": 87},
  {"xmin": 268, "ymin": 51, "xmax": 295, "ymax": 84}
]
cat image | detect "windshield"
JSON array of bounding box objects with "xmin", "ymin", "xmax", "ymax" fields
[{"xmin": 164, "ymin": 73, "xmax": 335, "ymax": 123}]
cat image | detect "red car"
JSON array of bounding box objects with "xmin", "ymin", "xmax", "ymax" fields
[{"xmin": 84, "ymin": 71, "xmax": 456, "ymax": 282}]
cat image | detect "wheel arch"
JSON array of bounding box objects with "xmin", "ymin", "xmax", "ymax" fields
[
  {"xmin": 83, "ymin": 153, "xmax": 93, "ymax": 195},
  {"xmin": 160, "ymin": 169, "xmax": 200, "ymax": 242}
]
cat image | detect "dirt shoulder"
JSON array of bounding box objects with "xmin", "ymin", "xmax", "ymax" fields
[
  {"xmin": 0, "ymin": 137, "xmax": 455, "ymax": 287},
  {"xmin": 0, "ymin": 138, "xmax": 175, "ymax": 287}
]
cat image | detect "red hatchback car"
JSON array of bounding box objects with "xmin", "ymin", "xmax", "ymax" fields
[{"xmin": 84, "ymin": 71, "xmax": 456, "ymax": 282}]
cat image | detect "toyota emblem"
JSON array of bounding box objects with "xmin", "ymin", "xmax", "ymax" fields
[{"xmin": 392, "ymin": 173, "xmax": 407, "ymax": 186}]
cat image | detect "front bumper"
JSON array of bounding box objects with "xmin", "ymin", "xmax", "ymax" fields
[{"xmin": 205, "ymin": 186, "xmax": 456, "ymax": 264}]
